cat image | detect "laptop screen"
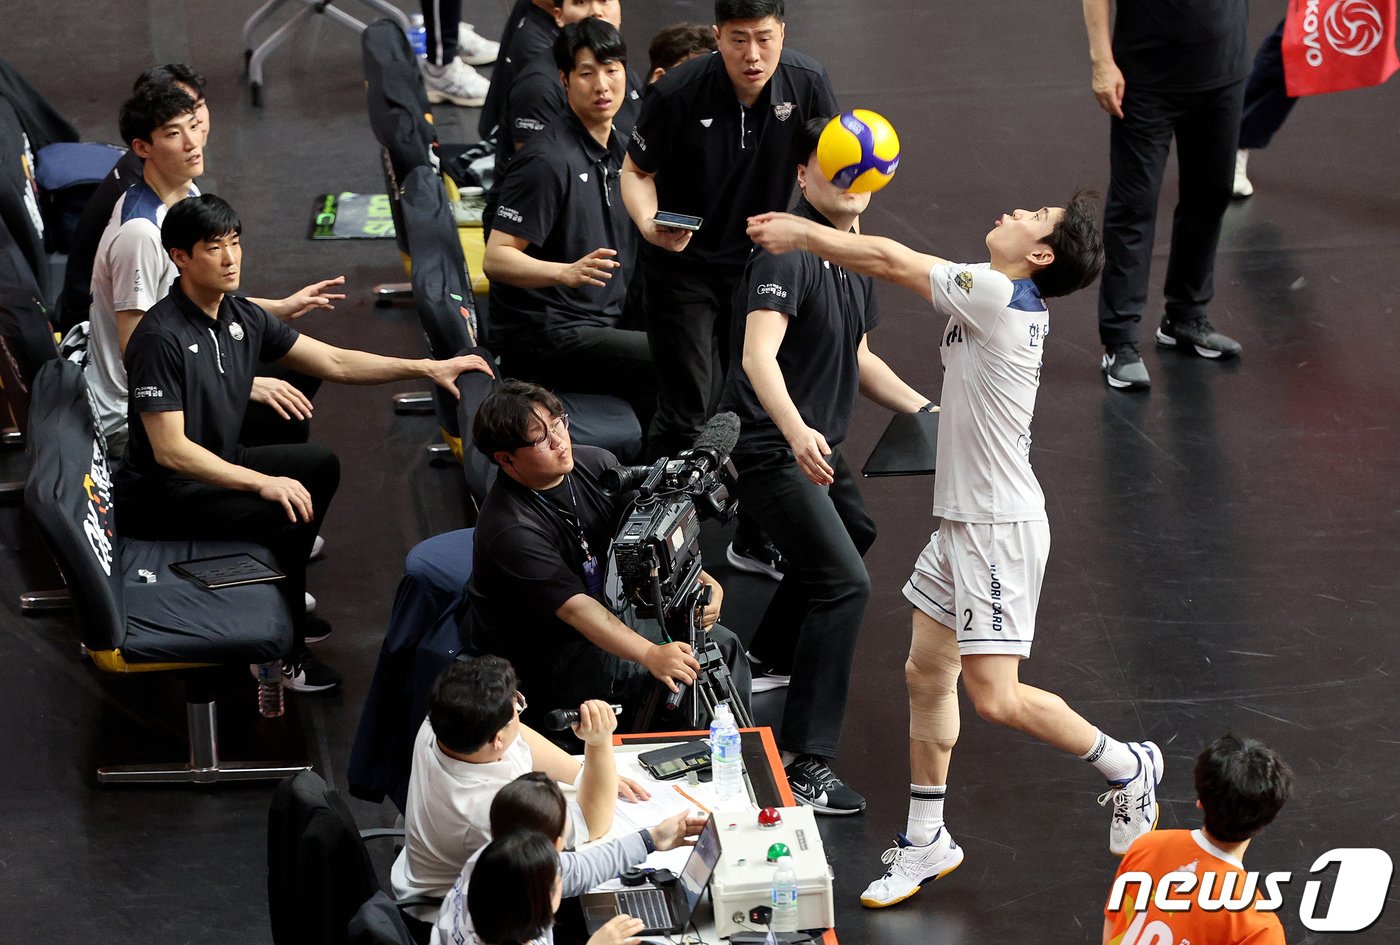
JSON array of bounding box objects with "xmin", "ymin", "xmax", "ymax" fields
[{"xmin": 677, "ymin": 815, "xmax": 721, "ymax": 918}]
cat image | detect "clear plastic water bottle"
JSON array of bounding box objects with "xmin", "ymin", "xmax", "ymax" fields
[
  {"xmin": 709, "ymin": 701, "xmax": 745, "ymax": 806},
  {"xmin": 256, "ymin": 660, "xmax": 285, "ymax": 718},
  {"xmin": 771, "ymin": 854, "xmax": 799, "ymax": 932},
  {"xmin": 406, "ymin": 13, "xmax": 428, "ymax": 59}
]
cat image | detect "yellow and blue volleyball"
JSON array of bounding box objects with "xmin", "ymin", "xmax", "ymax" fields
[{"xmin": 816, "ymin": 109, "xmax": 900, "ymax": 194}]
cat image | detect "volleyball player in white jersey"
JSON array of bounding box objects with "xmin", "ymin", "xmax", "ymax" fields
[{"xmin": 746, "ymin": 191, "xmax": 1163, "ymax": 909}]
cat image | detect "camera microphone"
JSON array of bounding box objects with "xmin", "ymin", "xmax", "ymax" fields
[
  {"xmin": 543, "ymin": 705, "xmax": 624, "ymax": 731},
  {"xmin": 681, "ymin": 412, "xmax": 741, "ymax": 480}
]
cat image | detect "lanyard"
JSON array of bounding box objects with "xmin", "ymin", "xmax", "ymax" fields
[{"xmin": 549, "ymin": 475, "xmax": 604, "ymax": 598}]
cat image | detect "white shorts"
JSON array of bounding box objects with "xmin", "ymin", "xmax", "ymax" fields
[{"xmin": 902, "ymin": 519, "xmax": 1050, "ymax": 657}]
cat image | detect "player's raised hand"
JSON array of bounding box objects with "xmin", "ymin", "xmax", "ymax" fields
[{"xmin": 746, "ymin": 212, "xmax": 811, "ymax": 254}]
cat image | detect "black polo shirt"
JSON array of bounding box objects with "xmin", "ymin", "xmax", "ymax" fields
[
  {"xmin": 720, "ymin": 196, "xmax": 879, "ymax": 456},
  {"xmin": 466, "ymin": 446, "xmax": 619, "ymax": 688},
  {"xmin": 478, "ymin": 0, "xmax": 560, "ymax": 140},
  {"xmin": 494, "ymin": 51, "xmax": 643, "ymax": 192},
  {"xmin": 627, "ymin": 49, "xmax": 836, "ymax": 274},
  {"xmin": 1113, "ymin": 0, "xmax": 1248, "ymax": 91},
  {"xmin": 488, "ymin": 113, "xmax": 637, "ymax": 347},
  {"xmin": 120, "ymin": 277, "xmax": 298, "ymax": 482}
]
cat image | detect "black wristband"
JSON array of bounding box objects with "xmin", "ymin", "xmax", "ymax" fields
[
  {"xmin": 918, "ymin": 402, "xmax": 937, "ymax": 413},
  {"xmin": 640, "ymin": 829, "xmax": 656, "ymax": 854}
]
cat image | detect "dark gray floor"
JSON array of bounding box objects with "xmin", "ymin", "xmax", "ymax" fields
[{"xmin": 3, "ymin": 1, "xmax": 1399, "ymax": 943}]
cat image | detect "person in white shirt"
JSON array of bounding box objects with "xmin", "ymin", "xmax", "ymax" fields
[
  {"xmin": 747, "ymin": 191, "xmax": 1163, "ymax": 909},
  {"xmin": 391, "ymin": 656, "xmax": 649, "ymax": 915}
]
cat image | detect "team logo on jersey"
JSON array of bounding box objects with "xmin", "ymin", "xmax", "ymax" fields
[
  {"xmin": 631, "ymin": 128, "xmax": 647, "ymax": 151},
  {"xmin": 773, "ymin": 102, "xmax": 794, "ymax": 121},
  {"xmin": 497, "ymin": 206, "xmax": 524, "ymax": 224},
  {"xmin": 133, "ymin": 269, "xmax": 143, "ymax": 291},
  {"xmin": 515, "ymin": 117, "xmax": 545, "ymax": 132},
  {"xmin": 579, "ymin": 172, "xmax": 589, "ymax": 182},
  {"xmin": 133, "ymin": 386, "xmax": 164, "ymax": 399},
  {"xmin": 229, "ymin": 322, "xmax": 245, "ymax": 341},
  {"xmin": 188, "ymin": 344, "xmax": 199, "ymax": 354},
  {"xmin": 955, "ymin": 271, "xmax": 974, "ymax": 294},
  {"xmin": 699, "ymin": 118, "xmax": 713, "ymax": 128},
  {"xmin": 756, "ymin": 283, "xmax": 788, "ymax": 299}
]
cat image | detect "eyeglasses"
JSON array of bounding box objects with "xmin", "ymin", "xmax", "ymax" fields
[
  {"xmin": 526, "ymin": 414, "xmax": 570, "ymax": 453},
  {"xmin": 512, "ymin": 691, "xmax": 528, "ymax": 714}
]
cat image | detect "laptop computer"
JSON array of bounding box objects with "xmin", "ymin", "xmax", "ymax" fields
[
  {"xmin": 580, "ymin": 814, "xmax": 721, "ymax": 935},
  {"xmin": 861, "ymin": 410, "xmax": 939, "ymax": 478}
]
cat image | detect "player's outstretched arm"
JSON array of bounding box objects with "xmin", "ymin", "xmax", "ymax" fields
[{"xmin": 747, "ymin": 212, "xmax": 945, "ymax": 303}]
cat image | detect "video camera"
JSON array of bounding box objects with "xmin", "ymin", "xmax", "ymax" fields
[{"xmin": 603, "ymin": 412, "xmax": 740, "ymax": 618}]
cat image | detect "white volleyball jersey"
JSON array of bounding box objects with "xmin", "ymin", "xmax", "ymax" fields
[{"xmin": 929, "ymin": 262, "xmax": 1049, "ymax": 524}]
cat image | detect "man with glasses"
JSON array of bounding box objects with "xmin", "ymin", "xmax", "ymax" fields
[
  {"xmin": 392, "ymin": 656, "xmax": 639, "ymax": 917},
  {"xmin": 465, "ymin": 380, "xmax": 751, "ymax": 733}
]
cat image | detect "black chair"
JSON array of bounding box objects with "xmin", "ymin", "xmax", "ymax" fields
[
  {"xmin": 453, "ymin": 346, "xmax": 499, "ymax": 511},
  {"xmin": 0, "ymin": 98, "xmax": 52, "ymax": 304},
  {"xmin": 269, "ymin": 769, "xmax": 435, "ymax": 945},
  {"xmin": 24, "ymin": 359, "xmax": 306, "ymax": 784}
]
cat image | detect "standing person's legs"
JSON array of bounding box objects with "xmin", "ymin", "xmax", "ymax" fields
[
  {"xmin": 422, "ymin": 0, "xmax": 463, "ymax": 65},
  {"xmin": 1161, "ymin": 81, "xmax": 1245, "ymax": 331},
  {"xmin": 643, "ymin": 268, "xmax": 728, "ymax": 461},
  {"xmin": 1239, "ymin": 19, "xmax": 1295, "ymax": 151},
  {"xmin": 1098, "ymin": 87, "xmax": 1179, "ymax": 348}
]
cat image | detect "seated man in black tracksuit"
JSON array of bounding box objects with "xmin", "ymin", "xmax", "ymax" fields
[
  {"xmin": 115, "ymin": 194, "xmax": 492, "ymax": 692},
  {"xmin": 464, "ymin": 380, "xmax": 750, "ymax": 733},
  {"xmin": 483, "ymin": 19, "xmax": 655, "ymax": 433}
]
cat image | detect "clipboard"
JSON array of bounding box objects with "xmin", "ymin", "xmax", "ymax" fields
[
  {"xmin": 862, "ymin": 411, "xmax": 939, "ymax": 477},
  {"xmin": 170, "ymin": 553, "xmax": 285, "ymax": 589}
]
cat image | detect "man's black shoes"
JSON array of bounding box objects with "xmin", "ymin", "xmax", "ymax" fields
[{"xmin": 786, "ymin": 755, "xmax": 866, "ymax": 815}]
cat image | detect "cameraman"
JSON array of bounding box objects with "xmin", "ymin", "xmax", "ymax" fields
[{"xmin": 465, "ymin": 380, "xmax": 751, "ymax": 730}]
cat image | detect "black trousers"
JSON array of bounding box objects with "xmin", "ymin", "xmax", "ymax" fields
[
  {"xmin": 732, "ymin": 448, "xmax": 876, "ymax": 758},
  {"xmin": 498, "ymin": 325, "xmax": 658, "ymax": 435},
  {"xmin": 642, "ymin": 264, "xmax": 738, "ymax": 461},
  {"xmin": 420, "ymin": 0, "xmax": 461, "ymax": 65},
  {"xmin": 240, "ymin": 365, "xmax": 322, "ymax": 448},
  {"xmin": 115, "ymin": 444, "xmax": 341, "ymax": 648},
  {"xmin": 1098, "ymin": 79, "xmax": 1245, "ymax": 346},
  {"xmin": 1240, "ymin": 20, "xmax": 1296, "ymax": 150}
]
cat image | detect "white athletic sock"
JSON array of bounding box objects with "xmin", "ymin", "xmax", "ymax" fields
[
  {"xmin": 1081, "ymin": 730, "xmax": 1138, "ymax": 782},
  {"xmin": 906, "ymin": 784, "xmax": 946, "ymax": 845}
]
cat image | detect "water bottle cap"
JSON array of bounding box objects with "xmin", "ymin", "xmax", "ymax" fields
[{"xmin": 766, "ymin": 842, "xmax": 791, "ymax": 863}]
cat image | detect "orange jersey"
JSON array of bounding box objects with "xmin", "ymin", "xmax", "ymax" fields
[{"xmin": 1104, "ymin": 829, "xmax": 1286, "ymax": 945}]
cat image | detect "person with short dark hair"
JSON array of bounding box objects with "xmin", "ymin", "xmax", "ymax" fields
[
  {"xmin": 464, "ymin": 832, "xmax": 644, "ymax": 945},
  {"xmin": 392, "ymin": 656, "xmax": 644, "ymax": 916},
  {"xmin": 115, "ymin": 195, "xmax": 493, "ymax": 692},
  {"xmin": 432, "ymin": 771, "xmax": 708, "ymax": 944},
  {"xmin": 484, "ymin": 19, "xmax": 654, "ymax": 432},
  {"xmin": 749, "ymin": 190, "xmax": 1157, "ymax": 906},
  {"xmin": 620, "ymin": 0, "xmax": 837, "ymax": 463},
  {"xmin": 646, "ymin": 23, "xmax": 716, "ymax": 85},
  {"xmin": 85, "ymin": 82, "xmax": 344, "ymax": 455},
  {"xmin": 1103, "ymin": 734, "xmax": 1293, "ymax": 944},
  {"xmin": 464, "ymin": 380, "xmax": 751, "ymax": 729},
  {"xmin": 718, "ymin": 117, "xmax": 932, "ymax": 815}
]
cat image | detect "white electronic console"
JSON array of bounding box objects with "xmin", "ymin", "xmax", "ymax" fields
[{"xmin": 709, "ymin": 806, "xmax": 834, "ymax": 938}]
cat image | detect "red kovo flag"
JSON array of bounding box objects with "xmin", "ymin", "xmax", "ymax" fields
[{"xmin": 1283, "ymin": 0, "xmax": 1400, "ymax": 95}]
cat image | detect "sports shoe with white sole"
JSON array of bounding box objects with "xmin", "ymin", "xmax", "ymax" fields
[
  {"xmin": 860, "ymin": 828, "xmax": 964, "ymax": 908},
  {"xmin": 283, "ymin": 649, "xmax": 343, "ymax": 693},
  {"xmin": 786, "ymin": 755, "xmax": 866, "ymax": 815},
  {"xmin": 1156, "ymin": 317, "xmax": 1241, "ymax": 359},
  {"xmin": 422, "ymin": 59, "xmax": 490, "ymax": 107},
  {"xmin": 456, "ymin": 23, "xmax": 500, "ymax": 65},
  {"xmin": 726, "ymin": 539, "xmax": 785, "ymax": 581},
  {"xmin": 1102, "ymin": 342, "xmax": 1151, "ymax": 391},
  {"xmin": 1099, "ymin": 740, "xmax": 1164, "ymax": 855},
  {"xmin": 1232, "ymin": 149, "xmax": 1253, "ymax": 198}
]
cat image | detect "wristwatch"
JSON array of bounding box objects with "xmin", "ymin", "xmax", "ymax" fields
[{"xmin": 918, "ymin": 402, "xmax": 938, "ymax": 413}]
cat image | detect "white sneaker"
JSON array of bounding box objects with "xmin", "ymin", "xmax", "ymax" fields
[
  {"xmin": 1099, "ymin": 741, "xmax": 1164, "ymax": 855},
  {"xmin": 422, "ymin": 59, "xmax": 490, "ymax": 107},
  {"xmin": 860, "ymin": 828, "xmax": 964, "ymax": 908},
  {"xmin": 456, "ymin": 23, "xmax": 500, "ymax": 65},
  {"xmin": 1233, "ymin": 150, "xmax": 1253, "ymax": 198}
]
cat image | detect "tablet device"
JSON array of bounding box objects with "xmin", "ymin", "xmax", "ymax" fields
[
  {"xmin": 170, "ymin": 553, "xmax": 285, "ymax": 589},
  {"xmin": 862, "ymin": 411, "xmax": 939, "ymax": 477}
]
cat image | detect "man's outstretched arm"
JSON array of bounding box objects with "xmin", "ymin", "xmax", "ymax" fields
[{"xmin": 746, "ymin": 213, "xmax": 947, "ymax": 303}]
